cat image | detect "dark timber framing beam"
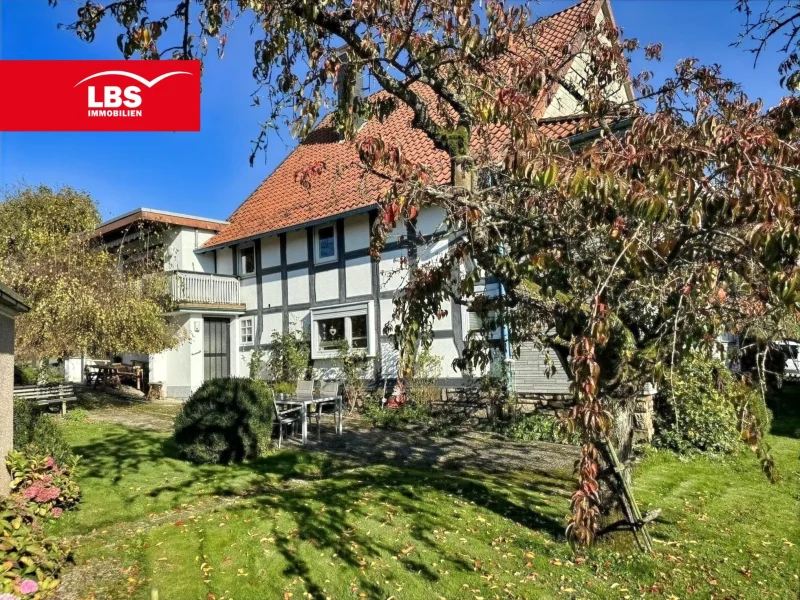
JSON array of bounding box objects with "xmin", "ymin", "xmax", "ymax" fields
[
  {"xmin": 279, "ymin": 233, "xmax": 289, "ymax": 333},
  {"xmin": 254, "ymin": 238, "xmax": 264, "ymax": 347},
  {"xmin": 306, "ymin": 227, "xmax": 317, "ymax": 307},
  {"xmin": 336, "ymin": 219, "xmax": 347, "ymax": 302},
  {"xmin": 369, "ymin": 210, "xmax": 383, "ymax": 380}
]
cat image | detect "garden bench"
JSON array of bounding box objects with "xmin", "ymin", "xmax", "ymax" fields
[{"xmin": 13, "ymin": 383, "xmax": 78, "ymax": 415}]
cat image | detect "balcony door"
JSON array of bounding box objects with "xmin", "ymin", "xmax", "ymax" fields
[{"xmin": 203, "ymin": 318, "xmax": 230, "ymax": 380}]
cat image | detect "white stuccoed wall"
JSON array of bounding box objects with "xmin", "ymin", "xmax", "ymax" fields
[
  {"xmin": 315, "ymin": 269, "xmax": 339, "ymax": 302},
  {"xmin": 286, "ymin": 229, "xmax": 307, "ymax": 264},
  {"xmin": 62, "ymin": 357, "xmax": 84, "ymax": 383},
  {"xmin": 240, "ymin": 276, "xmax": 259, "ymax": 311},
  {"xmin": 344, "ymin": 213, "xmax": 370, "ymax": 251},
  {"xmin": 261, "ymin": 236, "xmax": 281, "ymax": 268},
  {"xmin": 165, "ymin": 228, "xmax": 217, "ymax": 272},
  {"xmin": 216, "ymin": 247, "xmax": 234, "ymax": 275},
  {"xmin": 149, "ymin": 314, "xmax": 208, "ymax": 399},
  {"xmin": 287, "ymin": 269, "xmax": 310, "ymax": 305}
]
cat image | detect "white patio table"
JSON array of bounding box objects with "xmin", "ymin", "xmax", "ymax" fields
[{"xmin": 278, "ymin": 392, "xmax": 343, "ymax": 445}]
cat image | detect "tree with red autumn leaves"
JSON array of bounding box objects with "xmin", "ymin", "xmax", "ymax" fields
[{"xmin": 50, "ymin": 0, "xmax": 800, "ymax": 547}]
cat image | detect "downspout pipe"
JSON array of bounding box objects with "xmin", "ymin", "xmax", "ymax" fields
[{"xmin": 497, "ymin": 246, "xmax": 514, "ymax": 394}]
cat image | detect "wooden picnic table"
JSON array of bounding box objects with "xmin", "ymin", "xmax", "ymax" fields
[
  {"xmin": 85, "ymin": 364, "xmax": 120, "ymax": 388},
  {"xmin": 278, "ymin": 392, "xmax": 343, "ymax": 445},
  {"xmin": 85, "ymin": 363, "xmax": 143, "ymax": 389}
]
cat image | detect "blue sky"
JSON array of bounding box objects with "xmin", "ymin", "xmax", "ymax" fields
[{"xmin": 0, "ymin": 0, "xmax": 790, "ymax": 222}]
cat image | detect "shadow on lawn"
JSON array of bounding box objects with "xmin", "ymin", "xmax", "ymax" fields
[
  {"xmin": 234, "ymin": 464, "xmax": 571, "ymax": 599},
  {"xmin": 69, "ymin": 425, "xmax": 341, "ymax": 487},
  {"xmin": 69, "ymin": 423, "xmax": 573, "ymax": 598}
]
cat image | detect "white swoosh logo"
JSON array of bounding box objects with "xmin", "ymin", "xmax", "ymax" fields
[{"xmin": 74, "ymin": 70, "xmax": 191, "ymax": 88}]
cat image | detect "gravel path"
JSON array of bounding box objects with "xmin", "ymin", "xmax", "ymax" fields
[{"xmin": 76, "ymin": 386, "xmax": 183, "ymax": 431}]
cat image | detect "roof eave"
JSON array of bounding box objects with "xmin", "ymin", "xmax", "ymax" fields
[
  {"xmin": 0, "ymin": 282, "xmax": 30, "ymax": 314},
  {"xmin": 566, "ymin": 115, "xmax": 634, "ymax": 146},
  {"xmin": 95, "ymin": 208, "xmax": 230, "ymax": 238},
  {"xmin": 197, "ymin": 204, "xmax": 377, "ymax": 253}
]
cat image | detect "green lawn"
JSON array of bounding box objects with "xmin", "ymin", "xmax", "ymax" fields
[{"xmin": 50, "ymin": 401, "xmax": 799, "ymax": 599}]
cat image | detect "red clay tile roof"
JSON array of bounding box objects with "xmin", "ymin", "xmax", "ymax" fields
[
  {"xmin": 203, "ymin": 0, "xmax": 612, "ymax": 250},
  {"xmin": 204, "ymin": 93, "xmax": 450, "ymax": 249},
  {"xmin": 531, "ymin": 0, "xmax": 599, "ymax": 56}
]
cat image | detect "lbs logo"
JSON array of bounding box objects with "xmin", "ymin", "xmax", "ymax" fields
[
  {"xmin": 0, "ymin": 60, "xmax": 201, "ymax": 132},
  {"xmin": 78, "ymin": 70, "xmax": 192, "ymax": 116}
]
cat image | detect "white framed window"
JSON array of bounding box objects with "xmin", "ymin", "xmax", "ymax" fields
[
  {"xmin": 239, "ymin": 245, "xmax": 256, "ymax": 276},
  {"xmin": 310, "ymin": 301, "xmax": 374, "ymax": 359},
  {"xmin": 314, "ymin": 224, "xmax": 337, "ymax": 264},
  {"xmin": 240, "ymin": 317, "xmax": 254, "ymax": 345}
]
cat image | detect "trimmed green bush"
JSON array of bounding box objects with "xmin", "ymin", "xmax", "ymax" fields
[
  {"xmin": 27, "ymin": 415, "xmax": 76, "ymax": 468},
  {"xmin": 173, "ymin": 377, "xmax": 274, "ymax": 464},
  {"xmin": 13, "ymin": 363, "xmax": 64, "ymax": 385},
  {"xmin": 655, "ymin": 355, "xmax": 771, "ymax": 454},
  {"xmin": 13, "ymin": 399, "xmax": 75, "ymax": 467},
  {"xmin": 13, "ymin": 398, "xmax": 38, "ymax": 450}
]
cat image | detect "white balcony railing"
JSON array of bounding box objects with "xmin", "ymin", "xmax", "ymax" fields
[{"xmin": 169, "ymin": 271, "xmax": 241, "ymax": 306}]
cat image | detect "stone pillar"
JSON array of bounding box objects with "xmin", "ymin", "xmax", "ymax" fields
[
  {"xmin": 0, "ymin": 313, "xmax": 14, "ymax": 496},
  {"xmin": 633, "ymin": 394, "xmax": 655, "ymax": 445},
  {"xmin": 452, "ymin": 159, "xmax": 474, "ymax": 191},
  {"xmin": 0, "ymin": 284, "xmax": 31, "ymax": 497}
]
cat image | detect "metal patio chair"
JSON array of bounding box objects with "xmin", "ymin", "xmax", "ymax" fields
[
  {"xmin": 272, "ymin": 391, "xmax": 302, "ymax": 448},
  {"xmin": 315, "ymin": 380, "xmax": 341, "ymax": 440}
]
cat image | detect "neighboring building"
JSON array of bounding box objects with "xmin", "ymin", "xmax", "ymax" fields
[
  {"xmin": 84, "ymin": 0, "xmax": 634, "ymax": 399},
  {"xmin": 63, "ymin": 208, "xmax": 246, "ymax": 399},
  {"xmin": 0, "ymin": 282, "xmax": 30, "ymax": 496}
]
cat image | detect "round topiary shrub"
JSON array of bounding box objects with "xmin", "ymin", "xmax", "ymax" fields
[{"xmin": 173, "ymin": 377, "xmax": 274, "ymax": 464}]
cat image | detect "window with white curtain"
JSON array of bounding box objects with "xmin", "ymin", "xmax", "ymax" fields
[{"xmin": 310, "ymin": 301, "xmax": 373, "ymax": 358}]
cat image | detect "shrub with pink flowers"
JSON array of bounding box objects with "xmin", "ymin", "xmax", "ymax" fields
[
  {"xmin": 0, "ymin": 496, "xmax": 72, "ymax": 598},
  {"xmin": 6, "ymin": 452, "xmax": 80, "ymax": 519}
]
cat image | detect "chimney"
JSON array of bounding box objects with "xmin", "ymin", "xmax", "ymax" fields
[{"xmin": 336, "ymin": 48, "xmax": 365, "ymax": 134}]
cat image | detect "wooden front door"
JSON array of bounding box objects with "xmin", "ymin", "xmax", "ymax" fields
[{"xmin": 203, "ymin": 318, "xmax": 230, "ymax": 380}]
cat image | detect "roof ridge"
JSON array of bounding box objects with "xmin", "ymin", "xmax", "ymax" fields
[{"xmin": 535, "ymin": 0, "xmax": 598, "ymax": 25}]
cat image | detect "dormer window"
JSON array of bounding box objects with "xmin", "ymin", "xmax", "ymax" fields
[
  {"xmin": 314, "ymin": 225, "xmax": 337, "ymax": 264},
  {"xmin": 239, "ymin": 245, "xmax": 255, "ymax": 276}
]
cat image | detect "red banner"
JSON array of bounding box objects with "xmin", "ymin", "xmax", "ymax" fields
[{"xmin": 0, "ymin": 60, "xmax": 201, "ymax": 132}]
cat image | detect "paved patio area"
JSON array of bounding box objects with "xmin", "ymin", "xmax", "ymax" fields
[
  {"xmin": 295, "ymin": 420, "xmax": 578, "ymax": 474},
  {"xmin": 76, "ymin": 388, "xmax": 578, "ymax": 476}
]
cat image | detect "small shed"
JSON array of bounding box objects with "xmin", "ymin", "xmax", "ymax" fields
[{"xmin": 0, "ymin": 282, "xmax": 30, "ymax": 496}]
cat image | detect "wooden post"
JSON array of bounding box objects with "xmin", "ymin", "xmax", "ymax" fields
[{"xmin": 599, "ymin": 435, "xmax": 654, "ymax": 553}]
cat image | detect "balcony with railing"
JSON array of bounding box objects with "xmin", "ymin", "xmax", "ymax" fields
[{"xmin": 167, "ymin": 271, "xmax": 244, "ymax": 311}]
